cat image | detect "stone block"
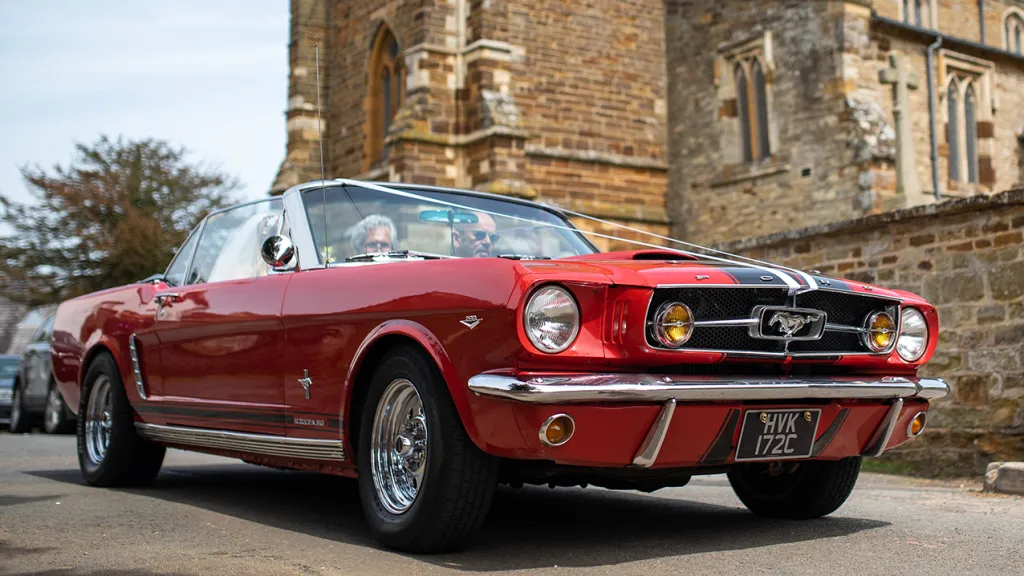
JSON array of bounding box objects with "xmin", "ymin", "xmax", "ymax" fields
[
  {"xmin": 990, "ymin": 262, "xmax": 1024, "ymax": 301},
  {"xmin": 954, "ymin": 374, "xmax": 994, "ymax": 406},
  {"xmin": 993, "ymin": 324, "xmax": 1024, "ymax": 346},
  {"xmin": 967, "ymin": 349, "xmax": 1021, "ymax": 372},
  {"xmin": 984, "ymin": 462, "xmax": 1024, "ymax": 495},
  {"xmin": 977, "ymin": 305, "xmax": 1006, "ymax": 324}
]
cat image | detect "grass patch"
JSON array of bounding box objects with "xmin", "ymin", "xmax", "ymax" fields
[{"xmin": 860, "ymin": 458, "xmax": 922, "ymax": 477}]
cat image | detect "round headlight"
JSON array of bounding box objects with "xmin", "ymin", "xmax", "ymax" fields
[
  {"xmin": 897, "ymin": 308, "xmax": 929, "ymax": 362},
  {"xmin": 864, "ymin": 311, "xmax": 896, "ymax": 352},
  {"xmin": 652, "ymin": 302, "xmax": 694, "ymax": 348},
  {"xmin": 524, "ymin": 285, "xmax": 580, "ymax": 353}
]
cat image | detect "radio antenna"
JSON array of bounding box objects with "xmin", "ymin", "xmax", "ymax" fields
[{"xmin": 315, "ymin": 44, "xmax": 329, "ymax": 264}]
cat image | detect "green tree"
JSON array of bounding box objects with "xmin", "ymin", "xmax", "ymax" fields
[{"xmin": 0, "ymin": 136, "xmax": 238, "ymax": 306}]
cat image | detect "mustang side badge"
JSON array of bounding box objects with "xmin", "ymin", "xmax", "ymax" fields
[
  {"xmin": 460, "ymin": 315, "xmax": 482, "ymax": 329},
  {"xmin": 298, "ymin": 369, "xmax": 313, "ymax": 399}
]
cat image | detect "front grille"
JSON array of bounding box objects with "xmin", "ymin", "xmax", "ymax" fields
[{"xmin": 647, "ymin": 287, "xmax": 899, "ymax": 356}]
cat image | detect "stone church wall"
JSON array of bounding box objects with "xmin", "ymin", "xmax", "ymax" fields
[
  {"xmin": 720, "ymin": 189, "xmax": 1024, "ymax": 477},
  {"xmin": 274, "ymin": 0, "xmax": 673, "ymax": 249}
]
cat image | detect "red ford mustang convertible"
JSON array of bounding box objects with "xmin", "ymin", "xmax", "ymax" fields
[{"xmin": 51, "ymin": 180, "xmax": 947, "ymax": 552}]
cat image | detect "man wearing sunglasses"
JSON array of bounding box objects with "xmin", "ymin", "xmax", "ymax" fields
[
  {"xmin": 453, "ymin": 212, "xmax": 499, "ymax": 258},
  {"xmin": 346, "ymin": 214, "xmax": 397, "ymax": 256}
]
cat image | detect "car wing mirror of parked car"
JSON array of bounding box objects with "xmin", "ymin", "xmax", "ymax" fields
[
  {"xmin": 261, "ymin": 235, "xmax": 296, "ymax": 270},
  {"xmin": 418, "ymin": 209, "xmax": 478, "ymax": 224}
]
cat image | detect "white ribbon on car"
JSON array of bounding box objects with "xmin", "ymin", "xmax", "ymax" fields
[{"xmin": 323, "ymin": 178, "xmax": 817, "ymax": 295}]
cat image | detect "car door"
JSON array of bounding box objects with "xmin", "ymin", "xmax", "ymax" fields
[
  {"xmin": 152, "ymin": 198, "xmax": 292, "ymax": 435},
  {"xmin": 21, "ymin": 313, "xmax": 54, "ymax": 411}
]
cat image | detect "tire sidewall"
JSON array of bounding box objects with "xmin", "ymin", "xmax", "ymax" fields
[
  {"xmin": 9, "ymin": 383, "xmax": 28, "ymax": 433},
  {"xmin": 357, "ymin": 351, "xmax": 452, "ymax": 545},
  {"xmin": 43, "ymin": 383, "xmax": 66, "ymax": 434},
  {"xmin": 77, "ymin": 353, "xmax": 133, "ymax": 483}
]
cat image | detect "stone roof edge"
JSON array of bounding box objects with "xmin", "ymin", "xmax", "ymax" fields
[{"xmin": 715, "ymin": 189, "xmax": 1024, "ymax": 252}]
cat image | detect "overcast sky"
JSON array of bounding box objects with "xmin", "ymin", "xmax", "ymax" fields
[{"xmin": 0, "ymin": 1, "xmax": 288, "ymax": 208}]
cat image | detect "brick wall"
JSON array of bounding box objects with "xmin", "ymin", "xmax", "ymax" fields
[
  {"xmin": 720, "ymin": 189, "xmax": 1024, "ymax": 476},
  {"xmin": 273, "ymin": 0, "xmax": 671, "ymax": 239}
]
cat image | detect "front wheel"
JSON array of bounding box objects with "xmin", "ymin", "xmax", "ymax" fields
[
  {"xmin": 77, "ymin": 353, "xmax": 165, "ymax": 487},
  {"xmin": 43, "ymin": 383, "xmax": 75, "ymax": 434},
  {"xmin": 727, "ymin": 457, "xmax": 861, "ymax": 519},
  {"xmin": 357, "ymin": 345, "xmax": 497, "ymax": 553}
]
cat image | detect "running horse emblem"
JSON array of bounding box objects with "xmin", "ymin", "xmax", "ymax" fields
[{"xmin": 769, "ymin": 311, "xmax": 822, "ymax": 339}]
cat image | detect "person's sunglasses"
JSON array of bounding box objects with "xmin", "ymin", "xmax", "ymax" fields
[
  {"xmin": 462, "ymin": 230, "xmax": 499, "ymax": 243},
  {"xmin": 361, "ymin": 241, "xmax": 392, "ymax": 252}
]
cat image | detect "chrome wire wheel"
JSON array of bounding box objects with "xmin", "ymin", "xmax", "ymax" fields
[
  {"xmin": 370, "ymin": 378, "xmax": 428, "ymax": 515},
  {"xmin": 84, "ymin": 375, "xmax": 113, "ymax": 465}
]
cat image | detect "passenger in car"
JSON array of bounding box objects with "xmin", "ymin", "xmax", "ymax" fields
[
  {"xmin": 347, "ymin": 214, "xmax": 397, "ymax": 255},
  {"xmin": 453, "ymin": 212, "xmax": 498, "ymax": 258}
]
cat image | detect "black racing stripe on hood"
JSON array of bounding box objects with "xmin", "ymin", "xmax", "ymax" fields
[
  {"xmin": 691, "ymin": 261, "xmax": 790, "ymax": 286},
  {"xmin": 810, "ymin": 276, "xmax": 852, "ymax": 291}
]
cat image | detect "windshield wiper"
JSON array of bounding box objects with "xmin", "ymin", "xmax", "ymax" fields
[
  {"xmin": 345, "ymin": 250, "xmax": 449, "ymax": 262},
  {"xmin": 496, "ymin": 254, "xmax": 551, "ymax": 260}
]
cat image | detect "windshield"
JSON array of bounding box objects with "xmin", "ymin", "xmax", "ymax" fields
[
  {"xmin": 302, "ymin": 185, "xmax": 597, "ymax": 263},
  {"xmin": 0, "ymin": 359, "xmax": 17, "ymax": 378}
]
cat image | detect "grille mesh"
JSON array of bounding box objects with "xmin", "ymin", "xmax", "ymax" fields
[{"xmin": 648, "ymin": 287, "xmax": 898, "ymax": 356}]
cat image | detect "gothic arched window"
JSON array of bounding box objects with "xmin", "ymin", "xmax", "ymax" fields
[
  {"xmin": 964, "ymin": 84, "xmax": 979, "ymax": 183},
  {"xmin": 903, "ymin": 0, "xmax": 910, "ymax": 23},
  {"xmin": 1006, "ymin": 13, "xmax": 1024, "ymax": 54},
  {"xmin": 947, "ymin": 80, "xmax": 960, "ymax": 182},
  {"xmin": 914, "ymin": 0, "xmax": 923, "ymax": 26},
  {"xmin": 752, "ymin": 60, "xmax": 771, "ymax": 160},
  {"xmin": 735, "ymin": 64, "xmax": 752, "ymax": 163},
  {"xmin": 366, "ymin": 27, "xmax": 405, "ymax": 169}
]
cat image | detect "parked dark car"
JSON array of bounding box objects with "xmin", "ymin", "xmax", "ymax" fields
[
  {"xmin": 0, "ymin": 355, "xmax": 18, "ymax": 425},
  {"xmin": 8, "ymin": 313, "xmax": 75, "ymax": 434}
]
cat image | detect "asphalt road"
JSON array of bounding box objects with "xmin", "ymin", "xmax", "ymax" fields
[{"xmin": 1, "ymin": 434, "xmax": 1021, "ymax": 576}]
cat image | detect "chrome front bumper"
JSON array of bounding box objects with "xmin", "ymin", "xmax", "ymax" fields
[{"xmin": 468, "ymin": 374, "xmax": 949, "ymax": 404}]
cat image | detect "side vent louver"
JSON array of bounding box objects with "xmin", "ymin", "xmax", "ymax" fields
[{"xmin": 128, "ymin": 334, "xmax": 148, "ymax": 400}]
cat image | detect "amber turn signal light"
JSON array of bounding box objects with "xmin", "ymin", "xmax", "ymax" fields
[
  {"xmin": 907, "ymin": 412, "xmax": 927, "ymax": 437},
  {"xmin": 539, "ymin": 414, "xmax": 575, "ymax": 447},
  {"xmin": 864, "ymin": 311, "xmax": 896, "ymax": 352}
]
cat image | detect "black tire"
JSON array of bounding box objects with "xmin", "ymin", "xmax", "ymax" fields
[
  {"xmin": 727, "ymin": 457, "xmax": 861, "ymax": 519},
  {"xmin": 357, "ymin": 345, "xmax": 498, "ymax": 553},
  {"xmin": 77, "ymin": 353, "xmax": 165, "ymax": 487},
  {"xmin": 8, "ymin": 381, "xmax": 32, "ymax": 434},
  {"xmin": 43, "ymin": 382, "xmax": 75, "ymax": 435}
]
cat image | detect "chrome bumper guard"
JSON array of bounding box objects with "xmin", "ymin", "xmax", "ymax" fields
[{"xmin": 468, "ymin": 374, "xmax": 949, "ymax": 404}]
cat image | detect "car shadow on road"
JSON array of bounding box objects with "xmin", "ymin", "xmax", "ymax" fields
[{"xmin": 27, "ymin": 464, "xmax": 888, "ymax": 571}]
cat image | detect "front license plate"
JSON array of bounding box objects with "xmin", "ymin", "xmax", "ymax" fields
[{"xmin": 735, "ymin": 409, "xmax": 821, "ymax": 461}]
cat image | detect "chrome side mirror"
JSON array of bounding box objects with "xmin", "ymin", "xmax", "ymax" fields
[{"xmin": 261, "ymin": 235, "xmax": 295, "ymax": 269}]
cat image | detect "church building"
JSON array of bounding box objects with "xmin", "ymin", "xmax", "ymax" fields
[
  {"xmin": 272, "ymin": 0, "xmax": 671, "ymax": 250},
  {"xmin": 666, "ymin": 0, "xmax": 1024, "ymax": 242},
  {"xmin": 272, "ymin": 0, "xmax": 1024, "ymax": 245}
]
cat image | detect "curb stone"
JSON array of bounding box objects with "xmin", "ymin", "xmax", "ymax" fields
[{"xmin": 983, "ymin": 461, "xmax": 1024, "ymax": 495}]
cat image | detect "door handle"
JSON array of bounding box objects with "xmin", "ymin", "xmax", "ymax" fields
[{"xmin": 155, "ymin": 292, "xmax": 181, "ymax": 305}]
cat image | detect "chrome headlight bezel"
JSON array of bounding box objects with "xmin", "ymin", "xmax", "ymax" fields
[
  {"xmin": 897, "ymin": 307, "xmax": 929, "ymax": 362},
  {"xmin": 651, "ymin": 301, "xmax": 695, "ymax": 349},
  {"xmin": 862, "ymin": 310, "xmax": 897, "ymax": 353},
  {"xmin": 523, "ymin": 284, "xmax": 580, "ymax": 354}
]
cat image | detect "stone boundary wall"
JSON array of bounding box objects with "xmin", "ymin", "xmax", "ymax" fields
[{"xmin": 718, "ymin": 189, "xmax": 1024, "ymax": 477}]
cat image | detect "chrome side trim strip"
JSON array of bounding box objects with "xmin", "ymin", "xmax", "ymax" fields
[
  {"xmin": 692, "ymin": 318, "xmax": 760, "ymax": 327},
  {"xmin": 468, "ymin": 374, "xmax": 949, "ymax": 404},
  {"xmin": 128, "ymin": 335, "xmax": 147, "ymax": 400},
  {"xmin": 631, "ymin": 399, "xmax": 676, "ymax": 468},
  {"xmin": 135, "ymin": 423, "xmax": 346, "ymax": 461},
  {"xmin": 862, "ymin": 398, "xmax": 904, "ymax": 457}
]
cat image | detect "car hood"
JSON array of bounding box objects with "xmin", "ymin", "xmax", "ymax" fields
[{"xmin": 520, "ymin": 250, "xmax": 910, "ymax": 301}]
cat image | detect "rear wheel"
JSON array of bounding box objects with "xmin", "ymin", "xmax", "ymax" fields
[
  {"xmin": 77, "ymin": 353, "xmax": 165, "ymax": 487},
  {"xmin": 43, "ymin": 383, "xmax": 75, "ymax": 434},
  {"xmin": 357, "ymin": 345, "xmax": 497, "ymax": 553},
  {"xmin": 727, "ymin": 457, "xmax": 861, "ymax": 519},
  {"xmin": 8, "ymin": 383, "xmax": 31, "ymax": 434}
]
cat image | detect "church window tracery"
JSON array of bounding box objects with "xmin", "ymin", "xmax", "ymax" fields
[{"xmin": 365, "ymin": 26, "xmax": 405, "ymax": 170}]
